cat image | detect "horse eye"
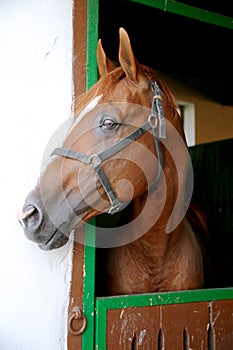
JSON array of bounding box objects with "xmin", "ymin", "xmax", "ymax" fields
[{"xmin": 100, "ymin": 118, "xmax": 119, "ymax": 131}]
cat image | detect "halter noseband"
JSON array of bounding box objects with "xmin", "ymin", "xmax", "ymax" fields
[{"xmin": 51, "ymin": 81, "xmax": 166, "ymax": 214}]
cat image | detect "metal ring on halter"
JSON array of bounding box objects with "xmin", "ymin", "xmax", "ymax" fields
[
  {"xmin": 148, "ymin": 114, "xmax": 158, "ymax": 129},
  {"xmin": 88, "ymin": 154, "xmax": 102, "ymax": 168}
]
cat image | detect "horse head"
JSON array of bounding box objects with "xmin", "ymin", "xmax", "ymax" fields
[{"xmin": 18, "ymin": 28, "xmax": 189, "ymax": 250}]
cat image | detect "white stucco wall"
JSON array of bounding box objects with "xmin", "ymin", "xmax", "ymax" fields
[{"xmin": 0, "ymin": 1, "xmax": 74, "ymax": 349}]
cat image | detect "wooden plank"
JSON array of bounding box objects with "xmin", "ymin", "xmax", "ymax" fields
[
  {"xmin": 67, "ymin": 0, "xmax": 98, "ymax": 349},
  {"xmin": 67, "ymin": 0, "xmax": 87, "ymax": 347},
  {"xmin": 96, "ymin": 288, "xmax": 233, "ymax": 349},
  {"xmin": 73, "ymin": 0, "xmax": 87, "ymax": 98},
  {"xmin": 161, "ymin": 302, "xmax": 208, "ymax": 349},
  {"xmin": 98, "ymin": 298, "xmax": 233, "ymax": 349},
  {"xmin": 106, "ymin": 302, "xmax": 227, "ymax": 349},
  {"xmin": 106, "ymin": 306, "xmax": 160, "ymax": 349}
]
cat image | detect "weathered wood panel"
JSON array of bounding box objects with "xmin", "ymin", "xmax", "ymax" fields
[{"xmin": 106, "ymin": 300, "xmax": 233, "ymax": 349}]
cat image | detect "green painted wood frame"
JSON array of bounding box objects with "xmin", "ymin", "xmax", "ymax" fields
[
  {"xmin": 130, "ymin": 0, "xmax": 233, "ymax": 30},
  {"xmin": 80, "ymin": 1, "xmax": 233, "ymax": 349},
  {"xmin": 82, "ymin": 1, "xmax": 98, "ymax": 349},
  {"xmin": 95, "ymin": 288, "xmax": 233, "ymax": 349}
]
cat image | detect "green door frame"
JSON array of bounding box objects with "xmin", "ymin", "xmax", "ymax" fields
[
  {"xmin": 130, "ymin": 0, "xmax": 233, "ymax": 29},
  {"xmin": 82, "ymin": 1, "xmax": 98, "ymax": 349}
]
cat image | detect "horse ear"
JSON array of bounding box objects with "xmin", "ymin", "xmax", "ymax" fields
[
  {"xmin": 97, "ymin": 39, "xmax": 116, "ymax": 77},
  {"xmin": 119, "ymin": 27, "xmax": 146, "ymax": 85}
]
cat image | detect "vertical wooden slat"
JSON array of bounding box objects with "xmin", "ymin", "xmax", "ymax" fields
[
  {"xmin": 67, "ymin": 232, "xmax": 85, "ymax": 349},
  {"xmin": 67, "ymin": 1, "xmax": 87, "ymax": 349},
  {"xmin": 68, "ymin": 1, "xmax": 99, "ymax": 349},
  {"xmin": 161, "ymin": 303, "xmax": 209, "ymax": 350},
  {"xmin": 72, "ymin": 0, "xmax": 87, "ymax": 98}
]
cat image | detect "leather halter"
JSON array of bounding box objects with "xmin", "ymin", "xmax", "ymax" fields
[{"xmin": 51, "ymin": 81, "xmax": 166, "ymax": 214}]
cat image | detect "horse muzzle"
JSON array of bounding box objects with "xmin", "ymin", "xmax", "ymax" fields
[{"xmin": 17, "ymin": 191, "xmax": 72, "ymax": 250}]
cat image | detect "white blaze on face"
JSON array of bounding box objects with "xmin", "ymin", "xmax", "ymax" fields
[
  {"xmin": 72, "ymin": 94, "xmax": 103, "ymax": 130},
  {"xmin": 40, "ymin": 95, "xmax": 102, "ymax": 173}
]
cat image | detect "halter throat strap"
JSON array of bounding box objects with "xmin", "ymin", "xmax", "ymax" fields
[{"xmin": 51, "ymin": 81, "xmax": 166, "ymax": 214}]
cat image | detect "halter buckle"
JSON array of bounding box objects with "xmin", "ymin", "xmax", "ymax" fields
[
  {"xmin": 108, "ymin": 200, "xmax": 122, "ymax": 214},
  {"xmin": 108, "ymin": 198, "xmax": 130, "ymax": 215}
]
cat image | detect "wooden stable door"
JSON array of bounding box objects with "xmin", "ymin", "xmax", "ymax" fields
[{"xmin": 96, "ymin": 290, "xmax": 233, "ymax": 349}]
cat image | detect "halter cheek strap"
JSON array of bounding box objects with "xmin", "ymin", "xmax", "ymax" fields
[{"xmin": 51, "ymin": 81, "xmax": 166, "ymax": 214}]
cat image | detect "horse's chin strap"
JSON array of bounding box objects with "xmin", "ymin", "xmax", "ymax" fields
[{"xmin": 51, "ymin": 81, "xmax": 166, "ymax": 215}]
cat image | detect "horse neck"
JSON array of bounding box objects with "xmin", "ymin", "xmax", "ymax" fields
[{"xmin": 128, "ymin": 153, "xmax": 185, "ymax": 260}]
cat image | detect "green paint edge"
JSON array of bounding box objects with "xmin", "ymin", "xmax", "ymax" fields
[
  {"xmin": 82, "ymin": 218, "xmax": 96, "ymax": 350},
  {"xmin": 130, "ymin": 0, "xmax": 233, "ymax": 29},
  {"xmin": 97, "ymin": 287, "xmax": 233, "ymax": 309},
  {"xmin": 82, "ymin": 0, "xmax": 99, "ymax": 349},
  {"xmin": 86, "ymin": 0, "xmax": 99, "ymax": 89},
  {"xmin": 96, "ymin": 287, "xmax": 233, "ymax": 349}
]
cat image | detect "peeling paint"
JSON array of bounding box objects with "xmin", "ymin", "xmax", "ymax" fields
[
  {"xmin": 212, "ymin": 310, "xmax": 221, "ymax": 326},
  {"xmin": 83, "ymin": 263, "xmax": 86, "ymax": 277},
  {"xmin": 110, "ymin": 325, "xmax": 115, "ymax": 334},
  {"xmin": 119, "ymin": 319, "xmax": 128, "ymax": 345},
  {"xmin": 120, "ymin": 309, "xmax": 125, "ymax": 319},
  {"xmin": 139, "ymin": 329, "xmax": 147, "ymax": 345}
]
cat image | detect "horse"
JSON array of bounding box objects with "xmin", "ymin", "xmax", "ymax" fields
[{"xmin": 18, "ymin": 28, "xmax": 208, "ymax": 296}]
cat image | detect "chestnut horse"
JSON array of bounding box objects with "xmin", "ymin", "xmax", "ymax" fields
[{"xmin": 18, "ymin": 28, "xmax": 207, "ymax": 295}]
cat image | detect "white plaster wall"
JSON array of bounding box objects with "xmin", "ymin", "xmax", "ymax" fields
[{"xmin": 0, "ymin": 1, "xmax": 74, "ymax": 349}]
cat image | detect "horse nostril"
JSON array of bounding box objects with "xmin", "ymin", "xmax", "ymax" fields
[{"xmin": 17, "ymin": 205, "xmax": 43, "ymax": 233}]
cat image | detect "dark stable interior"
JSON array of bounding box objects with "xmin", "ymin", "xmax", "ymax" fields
[
  {"xmin": 95, "ymin": 0, "xmax": 233, "ymax": 295},
  {"xmin": 99, "ymin": 0, "xmax": 233, "ymax": 105}
]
